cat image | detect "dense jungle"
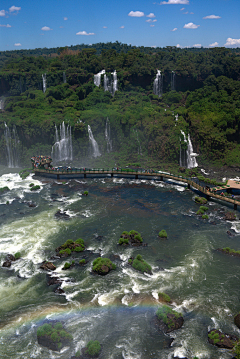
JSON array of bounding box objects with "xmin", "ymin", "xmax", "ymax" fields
[{"xmin": 0, "ymin": 42, "xmax": 240, "ymax": 169}]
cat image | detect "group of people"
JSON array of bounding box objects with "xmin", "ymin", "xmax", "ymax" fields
[{"xmin": 31, "ymin": 155, "xmax": 52, "ymax": 168}]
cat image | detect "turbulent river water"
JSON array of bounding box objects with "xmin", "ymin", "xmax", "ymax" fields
[{"xmin": 0, "ymin": 166, "xmax": 240, "ymax": 359}]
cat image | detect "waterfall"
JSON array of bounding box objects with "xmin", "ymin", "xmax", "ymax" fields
[
  {"xmin": 171, "ymin": 71, "xmax": 176, "ymax": 91},
  {"xmin": 104, "ymin": 71, "xmax": 118, "ymax": 96},
  {"xmin": 63, "ymin": 72, "xmax": 66, "ymax": 84},
  {"xmin": 42, "ymin": 73, "xmax": 47, "ymax": 93},
  {"xmin": 51, "ymin": 122, "xmax": 73, "ymax": 162},
  {"xmin": 88, "ymin": 125, "xmax": 101, "ymax": 157},
  {"xmin": 105, "ymin": 118, "xmax": 112, "ymax": 153},
  {"xmin": 180, "ymin": 130, "xmax": 198, "ymax": 168},
  {"xmin": 94, "ymin": 70, "xmax": 105, "ymax": 87},
  {"xmin": 4, "ymin": 123, "xmax": 20, "ymax": 167},
  {"xmin": 0, "ymin": 99, "xmax": 3, "ymax": 110},
  {"xmin": 153, "ymin": 70, "xmax": 163, "ymax": 97}
]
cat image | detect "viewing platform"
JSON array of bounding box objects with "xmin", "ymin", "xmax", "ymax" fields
[{"xmin": 34, "ymin": 167, "xmax": 240, "ymax": 210}]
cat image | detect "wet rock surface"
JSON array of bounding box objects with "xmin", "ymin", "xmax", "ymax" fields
[
  {"xmin": 54, "ymin": 210, "xmax": 70, "ymax": 219},
  {"xmin": 40, "ymin": 261, "xmax": 56, "ymax": 271},
  {"xmin": 208, "ymin": 329, "xmax": 238, "ymax": 349}
]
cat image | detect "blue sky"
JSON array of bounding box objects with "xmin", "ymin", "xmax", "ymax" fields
[{"xmin": 0, "ymin": 0, "xmax": 239, "ymax": 51}]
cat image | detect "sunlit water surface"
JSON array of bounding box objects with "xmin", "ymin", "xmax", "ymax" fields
[{"xmin": 0, "ymin": 167, "xmax": 239, "ymax": 359}]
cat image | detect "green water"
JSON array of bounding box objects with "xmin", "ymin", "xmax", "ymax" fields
[{"xmin": 0, "ymin": 168, "xmax": 239, "ymax": 359}]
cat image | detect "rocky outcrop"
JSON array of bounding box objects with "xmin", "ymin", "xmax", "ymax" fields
[
  {"xmin": 208, "ymin": 329, "xmax": 238, "ymax": 349},
  {"xmin": 55, "ymin": 210, "xmax": 70, "ymax": 220},
  {"xmin": 224, "ymin": 212, "xmax": 237, "ymax": 221},
  {"xmin": 234, "ymin": 313, "xmax": 240, "ymax": 329},
  {"xmin": 40, "ymin": 261, "xmax": 56, "ymax": 271},
  {"xmin": 2, "ymin": 254, "xmax": 20, "ymax": 268},
  {"xmin": 156, "ymin": 305, "xmax": 184, "ymax": 333}
]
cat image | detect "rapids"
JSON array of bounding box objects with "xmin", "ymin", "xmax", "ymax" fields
[{"xmin": 0, "ymin": 166, "xmax": 239, "ymax": 358}]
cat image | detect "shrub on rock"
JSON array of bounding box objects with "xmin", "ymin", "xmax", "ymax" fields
[
  {"xmin": 158, "ymin": 292, "xmax": 171, "ymax": 303},
  {"xmin": 56, "ymin": 238, "xmax": 85, "ymax": 257},
  {"xmin": 119, "ymin": 230, "xmax": 143, "ymax": 246},
  {"xmin": 195, "ymin": 197, "xmax": 207, "ymax": 205},
  {"xmin": 208, "ymin": 329, "xmax": 238, "ymax": 349},
  {"xmin": 159, "ymin": 230, "xmax": 167, "ymax": 238},
  {"xmin": 156, "ymin": 305, "xmax": 183, "ymax": 333},
  {"xmin": 131, "ymin": 254, "xmax": 152, "ymax": 275},
  {"xmin": 30, "ymin": 185, "xmax": 40, "ymax": 191},
  {"xmin": 86, "ymin": 340, "xmax": 101, "ymax": 357},
  {"xmin": 37, "ymin": 322, "xmax": 73, "ymax": 351},
  {"xmin": 92, "ymin": 257, "xmax": 116, "ymax": 275}
]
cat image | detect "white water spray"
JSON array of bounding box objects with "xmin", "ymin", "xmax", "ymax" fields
[
  {"xmin": 88, "ymin": 125, "xmax": 101, "ymax": 157},
  {"xmin": 180, "ymin": 130, "xmax": 198, "ymax": 168},
  {"xmin": 153, "ymin": 70, "xmax": 163, "ymax": 97},
  {"xmin": 105, "ymin": 118, "xmax": 112, "ymax": 153},
  {"xmin": 51, "ymin": 122, "xmax": 73, "ymax": 162},
  {"xmin": 4, "ymin": 123, "xmax": 20, "ymax": 167},
  {"xmin": 94, "ymin": 70, "xmax": 105, "ymax": 87},
  {"xmin": 104, "ymin": 71, "xmax": 118, "ymax": 96},
  {"xmin": 42, "ymin": 73, "xmax": 47, "ymax": 93}
]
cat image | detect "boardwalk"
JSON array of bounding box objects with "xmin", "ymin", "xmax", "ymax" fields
[{"xmin": 34, "ymin": 168, "xmax": 240, "ymax": 210}]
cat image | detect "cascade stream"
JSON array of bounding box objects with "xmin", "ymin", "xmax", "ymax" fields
[
  {"xmin": 88, "ymin": 125, "xmax": 101, "ymax": 157},
  {"xmin": 51, "ymin": 122, "xmax": 73, "ymax": 162},
  {"xmin": 4, "ymin": 123, "xmax": 20, "ymax": 168}
]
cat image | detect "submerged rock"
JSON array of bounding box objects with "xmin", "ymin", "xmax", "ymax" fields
[
  {"xmin": 224, "ymin": 212, "xmax": 237, "ymax": 221},
  {"xmin": 2, "ymin": 253, "xmax": 20, "ymax": 268},
  {"xmin": 54, "ymin": 287, "xmax": 65, "ymax": 294},
  {"xmin": 46, "ymin": 275, "xmax": 62, "ymax": 286},
  {"xmin": 55, "ymin": 210, "xmax": 70, "ymax": 220},
  {"xmin": 40, "ymin": 261, "xmax": 56, "ymax": 271},
  {"xmin": 208, "ymin": 329, "xmax": 238, "ymax": 349}
]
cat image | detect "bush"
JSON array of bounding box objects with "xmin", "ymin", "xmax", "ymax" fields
[
  {"xmin": 63, "ymin": 262, "xmax": 71, "ymax": 269},
  {"xmin": 129, "ymin": 230, "xmax": 138, "ymax": 235},
  {"xmin": 134, "ymin": 234, "xmax": 143, "ymax": 242},
  {"xmin": 195, "ymin": 196, "xmax": 207, "ymax": 204},
  {"xmin": 75, "ymin": 350, "xmax": 81, "ymax": 357},
  {"xmin": 59, "ymin": 248, "xmax": 71, "ymax": 256},
  {"xmin": 132, "ymin": 255, "xmax": 152, "ymax": 274},
  {"xmin": 208, "ymin": 330, "xmax": 224, "ymax": 344},
  {"xmin": 234, "ymin": 340, "xmax": 240, "ymax": 359},
  {"xmin": 156, "ymin": 305, "xmax": 182, "ymax": 329},
  {"xmin": 197, "ymin": 209, "xmax": 204, "ymax": 215},
  {"xmin": 84, "ymin": 191, "xmax": 88, "ymax": 196},
  {"xmin": 128, "ymin": 259, "xmax": 133, "ymax": 264},
  {"xmin": 29, "ymin": 183, "xmax": 34, "ymax": 187},
  {"xmin": 30, "ymin": 185, "xmax": 40, "ymax": 191},
  {"xmin": 86, "ymin": 340, "xmax": 101, "ymax": 356},
  {"xmin": 14, "ymin": 252, "xmax": 21, "ymax": 259},
  {"xmin": 158, "ymin": 292, "xmax": 171, "ymax": 303},
  {"xmin": 202, "ymin": 215, "xmax": 209, "ymax": 219},
  {"xmin": 159, "ymin": 230, "xmax": 167, "ymax": 238},
  {"xmin": 122, "ymin": 231, "xmax": 129, "ymax": 235},
  {"xmin": 200, "ymin": 206, "xmax": 208, "ymax": 212},
  {"xmin": 79, "ymin": 259, "xmax": 86, "ymax": 264},
  {"xmin": 54, "ymin": 322, "xmax": 63, "ymax": 330},
  {"xmin": 92, "ymin": 257, "xmax": 116, "ymax": 273},
  {"xmin": 119, "ymin": 237, "xmax": 129, "ymax": 245},
  {"xmin": 74, "ymin": 246, "xmax": 84, "ymax": 252},
  {"xmin": 0, "ymin": 186, "xmax": 10, "ymax": 192}
]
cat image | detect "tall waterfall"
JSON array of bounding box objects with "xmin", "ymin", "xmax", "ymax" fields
[
  {"xmin": 180, "ymin": 130, "xmax": 198, "ymax": 168},
  {"xmin": 63, "ymin": 72, "xmax": 66, "ymax": 84},
  {"xmin": 88, "ymin": 125, "xmax": 101, "ymax": 157},
  {"xmin": 51, "ymin": 122, "xmax": 73, "ymax": 162},
  {"xmin": 94, "ymin": 70, "xmax": 105, "ymax": 87},
  {"xmin": 4, "ymin": 123, "xmax": 19, "ymax": 167},
  {"xmin": 153, "ymin": 70, "xmax": 163, "ymax": 97},
  {"xmin": 105, "ymin": 118, "xmax": 112, "ymax": 153},
  {"xmin": 171, "ymin": 71, "xmax": 176, "ymax": 91},
  {"xmin": 104, "ymin": 71, "xmax": 118, "ymax": 96},
  {"xmin": 42, "ymin": 73, "xmax": 47, "ymax": 93}
]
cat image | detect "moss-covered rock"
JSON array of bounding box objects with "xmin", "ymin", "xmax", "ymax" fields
[
  {"xmin": 156, "ymin": 305, "xmax": 184, "ymax": 333},
  {"xmin": 118, "ymin": 230, "xmax": 143, "ymax": 246},
  {"xmin": 158, "ymin": 292, "xmax": 171, "ymax": 303},
  {"xmin": 158, "ymin": 230, "xmax": 167, "ymax": 238},
  {"xmin": 0, "ymin": 186, "xmax": 10, "ymax": 193},
  {"xmin": 208, "ymin": 329, "xmax": 238, "ymax": 349},
  {"xmin": 40, "ymin": 261, "xmax": 56, "ymax": 271},
  {"xmin": 92, "ymin": 257, "xmax": 116, "ymax": 275},
  {"xmin": 37, "ymin": 322, "xmax": 73, "ymax": 351},
  {"xmin": 217, "ymin": 247, "xmax": 240, "ymax": 257},
  {"xmin": 195, "ymin": 197, "xmax": 207, "ymax": 205},
  {"xmin": 56, "ymin": 238, "xmax": 85, "ymax": 257},
  {"xmin": 129, "ymin": 254, "xmax": 152, "ymax": 275}
]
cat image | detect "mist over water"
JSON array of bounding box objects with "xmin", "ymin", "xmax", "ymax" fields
[{"xmin": 0, "ymin": 168, "xmax": 239, "ymax": 358}]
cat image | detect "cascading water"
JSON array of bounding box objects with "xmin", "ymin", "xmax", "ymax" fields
[
  {"xmin": 105, "ymin": 118, "xmax": 112, "ymax": 153},
  {"xmin": 153, "ymin": 70, "xmax": 163, "ymax": 97},
  {"xmin": 94, "ymin": 70, "xmax": 105, "ymax": 87},
  {"xmin": 4, "ymin": 123, "xmax": 20, "ymax": 167},
  {"xmin": 180, "ymin": 130, "xmax": 198, "ymax": 168},
  {"xmin": 63, "ymin": 72, "xmax": 66, "ymax": 84},
  {"xmin": 42, "ymin": 73, "xmax": 47, "ymax": 93},
  {"xmin": 51, "ymin": 122, "xmax": 73, "ymax": 162},
  {"xmin": 0, "ymin": 99, "xmax": 3, "ymax": 110},
  {"xmin": 171, "ymin": 71, "xmax": 176, "ymax": 91},
  {"xmin": 88, "ymin": 125, "xmax": 101, "ymax": 157},
  {"xmin": 104, "ymin": 71, "xmax": 118, "ymax": 96}
]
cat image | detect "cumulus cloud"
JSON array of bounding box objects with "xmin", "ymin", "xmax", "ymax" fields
[
  {"xmin": 76, "ymin": 30, "xmax": 95, "ymax": 35},
  {"xmin": 120, "ymin": 26, "xmax": 124, "ymax": 28},
  {"xmin": 128, "ymin": 11, "xmax": 144, "ymax": 17},
  {"xmin": 193, "ymin": 44, "xmax": 201, "ymax": 47},
  {"xmin": 209, "ymin": 41, "xmax": 219, "ymax": 47},
  {"xmin": 9, "ymin": 6, "xmax": 21, "ymax": 12},
  {"xmin": 41, "ymin": 26, "xmax": 52, "ymax": 31},
  {"xmin": 160, "ymin": 0, "xmax": 189, "ymax": 4},
  {"xmin": 14, "ymin": 43, "xmax": 21, "ymax": 46},
  {"xmin": 171, "ymin": 27, "xmax": 177, "ymax": 31},
  {"xmin": 0, "ymin": 23, "xmax": 11, "ymax": 27},
  {"xmin": 0, "ymin": 10, "xmax": 6, "ymax": 17},
  {"xmin": 183, "ymin": 22, "xmax": 200, "ymax": 29},
  {"xmin": 203, "ymin": 15, "xmax": 221, "ymax": 19},
  {"xmin": 146, "ymin": 13, "xmax": 156, "ymax": 18},
  {"xmin": 103, "ymin": 26, "xmax": 107, "ymax": 28},
  {"xmin": 64, "ymin": 17, "xmax": 68, "ymax": 20},
  {"xmin": 225, "ymin": 38, "xmax": 240, "ymax": 46}
]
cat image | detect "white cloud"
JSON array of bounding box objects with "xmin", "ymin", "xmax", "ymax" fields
[
  {"xmin": 209, "ymin": 41, "xmax": 219, "ymax": 47},
  {"xmin": 146, "ymin": 19, "xmax": 152, "ymax": 22},
  {"xmin": 176, "ymin": 44, "xmax": 181, "ymax": 47},
  {"xmin": 76, "ymin": 30, "xmax": 95, "ymax": 35},
  {"xmin": 203, "ymin": 15, "xmax": 221, "ymax": 19},
  {"xmin": 146, "ymin": 13, "xmax": 156, "ymax": 18},
  {"xmin": 183, "ymin": 22, "xmax": 200, "ymax": 29},
  {"xmin": 120, "ymin": 26, "xmax": 124, "ymax": 28},
  {"xmin": 0, "ymin": 10, "xmax": 6, "ymax": 17},
  {"xmin": 160, "ymin": 0, "xmax": 189, "ymax": 4},
  {"xmin": 171, "ymin": 27, "xmax": 177, "ymax": 31},
  {"xmin": 128, "ymin": 11, "xmax": 144, "ymax": 17},
  {"xmin": 150, "ymin": 24, "xmax": 155, "ymax": 27},
  {"xmin": 225, "ymin": 38, "xmax": 240, "ymax": 46},
  {"xmin": 14, "ymin": 43, "xmax": 21, "ymax": 46},
  {"xmin": 41, "ymin": 26, "xmax": 52, "ymax": 31},
  {"xmin": 64, "ymin": 17, "xmax": 68, "ymax": 20},
  {"xmin": 103, "ymin": 26, "xmax": 107, "ymax": 28},
  {"xmin": 0, "ymin": 23, "xmax": 11, "ymax": 27},
  {"xmin": 9, "ymin": 6, "xmax": 21, "ymax": 12},
  {"xmin": 193, "ymin": 44, "xmax": 201, "ymax": 47},
  {"xmin": 152, "ymin": 19, "xmax": 157, "ymax": 22},
  {"xmin": 180, "ymin": 7, "xmax": 185, "ymax": 10}
]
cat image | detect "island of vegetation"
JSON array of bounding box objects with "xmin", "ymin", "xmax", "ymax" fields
[
  {"xmin": 158, "ymin": 292, "xmax": 171, "ymax": 303},
  {"xmin": 37, "ymin": 322, "xmax": 73, "ymax": 351},
  {"xmin": 195, "ymin": 197, "xmax": 208, "ymax": 205},
  {"xmin": 72, "ymin": 340, "xmax": 101, "ymax": 358},
  {"xmin": 217, "ymin": 247, "xmax": 240, "ymax": 257},
  {"xmin": 118, "ymin": 230, "xmax": 143, "ymax": 246},
  {"xmin": 208, "ymin": 329, "xmax": 238, "ymax": 349},
  {"xmin": 2, "ymin": 252, "xmax": 21, "ymax": 268},
  {"xmin": 158, "ymin": 230, "xmax": 167, "ymax": 239},
  {"xmin": 56, "ymin": 238, "xmax": 85, "ymax": 257},
  {"xmin": 92, "ymin": 257, "xmax": 116, "ymax": 275},
  {"xmin": 156, "ymin": 305, "xmax": 184, "ymax": 333},
  {"xmin": 128, "ymin": 254, "xmax": 152, "ymax": 275}
]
